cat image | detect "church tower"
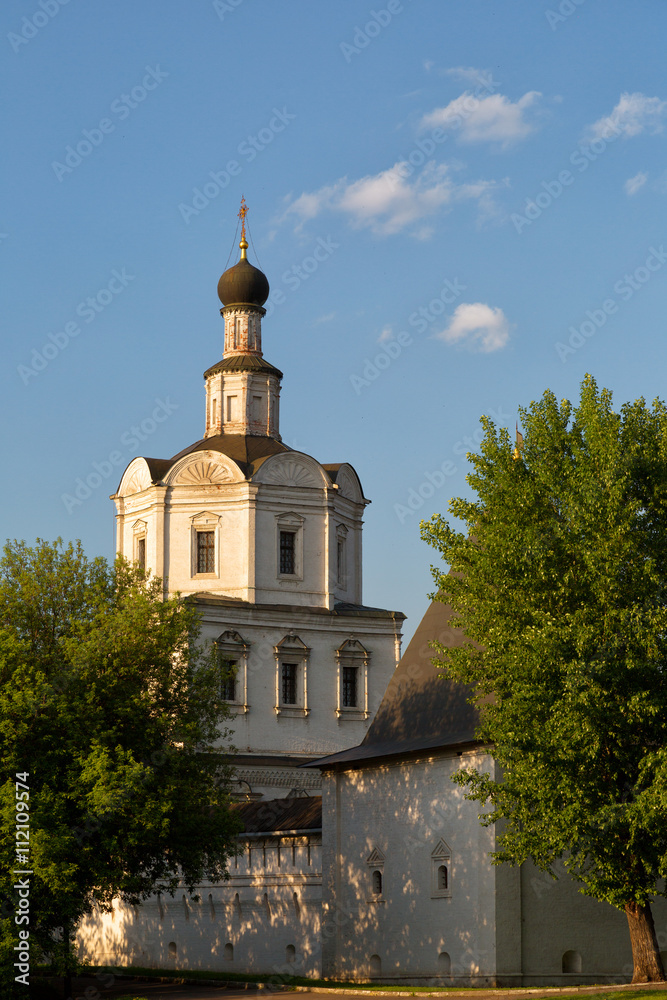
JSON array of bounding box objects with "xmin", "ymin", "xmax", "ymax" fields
[{"xmin": 111, "ymin": 202, "xmax": 405, "ymax": 798}]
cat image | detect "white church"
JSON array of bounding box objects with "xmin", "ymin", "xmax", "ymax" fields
[{"xmin": 78, "ymin": 211, "xmax": 667, "ymax": 985}]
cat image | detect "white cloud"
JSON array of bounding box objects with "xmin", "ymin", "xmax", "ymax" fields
[
  {"xmin": 436, "ymin": 303, "xmax": 510, "ymax": 353},
  {"xmin": 586, "ymin": 92, "xmax": 667, "ymax": 141},
  {"xmin": 280, "ymin": 160, "xmax": 501, "ymax": 238},
  {"xmin": 314, "ymin": 312, "xmax": 336, "ymax": 325},
  {"xmin": 377, "ymin": 326, "xmax": 394, "ymax": 343},
  {"xmin": 625, "ymin": 171, "xmax": 648, "ymax": 196},
  {"xmin": 420, "ymin": 91, "xmax": 542, "ymax": 146},
  {"xmin": 444, "ymin": 66, "xmax": 498, "ymax": 90}
]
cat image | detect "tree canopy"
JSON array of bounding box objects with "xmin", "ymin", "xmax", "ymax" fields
[
  {"xmin": 421, "ymin": 375, "xmax": 667, "ymax": 982},
  {"xmin": 0, "ymin": 539, "xmax": 241, "ymax": 996}
]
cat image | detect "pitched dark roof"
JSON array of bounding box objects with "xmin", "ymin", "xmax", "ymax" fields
[
  {"xmin": 169, "ymin": 434, "xmax": 293, "ymax": 478},
  {"xmin": 306, "ymin": 597, "xmax": 481, "ymax": 770},
  {"xmin": 233, "ymin": 796, "xmax": 322, "ymax": 835},
  {"xmin": 204, "ymin": 354, "xmax": 283, "ymax": 379}
]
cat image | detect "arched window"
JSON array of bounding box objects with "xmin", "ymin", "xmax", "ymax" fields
[
  {"xmin": 168, "ymin": 941, "xmax": 177, "ymax": 958},
  {"xmin": 370, "ymin": 954, "xmax": 382, "ymax": 975},
  {"xmin": 438, "ymin": 951, "xmax": 451, "ymax": 974},
  {"xmin": 431, "ymin": 839, "xmax": 452, "ymax": 897},
  {"xmin": 286, "ymin": 944, "xmax": 296, "ymax": 963},
  {"xmin": 224, "ymin": 942, "xmax": 234, "ymax": 961},
  {"xmin": 562, "ymin": 950, "xmax": 582, "ymax": 974},
  {"xmin": 372, "ymin": 869, "xmax": 383, "ymax": 895}
]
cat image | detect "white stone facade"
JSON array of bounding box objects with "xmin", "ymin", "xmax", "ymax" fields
[
  {"xmin": 319, "ymin": 749, "xmax": 667, "ymax": 986},
  {"xmin": 78, "ymin": 828, "xmax": 323, "ymax": 977}
]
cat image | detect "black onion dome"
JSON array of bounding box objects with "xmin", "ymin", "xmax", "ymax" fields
[{"xmin": 218, "ymin": 254, "xmax": 269, "ymax": 307}]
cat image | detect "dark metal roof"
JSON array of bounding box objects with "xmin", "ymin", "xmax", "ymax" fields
[
  {"xmin": 204, "ymin": 354, "xmax": 283, "ymax": 379},
  {"xmin": 218, "ymin": 257, "xmax": 269, "ymax": 307},
  {"xmin": 306, "ymin": 597, "xmax": 481, "ymax": 770},
  {"xmin": 233, "ymin": 796, "xmax": 322, "ymax": 835},
  {"xmin": 191, "ymin": 594, "xmax": 404, "ymax": 621},
  {"xmin": 169, "ymin": 434, "xmax": 293, "ymax": 478}
]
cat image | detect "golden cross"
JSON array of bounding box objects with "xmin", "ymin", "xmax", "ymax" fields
[{"xmin": 238, "ymin": 196, "xmax": 248, "ymax": 241}]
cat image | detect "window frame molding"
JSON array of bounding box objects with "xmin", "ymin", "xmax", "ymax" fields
[
  {"xmin": 274, "ymin": 633, "xmax": 311, "ymax": 717},
  {"xmin": 275, "ymin": 512, "xmax": 305, "ymax": 582},
  {"xmin": 216, "ymin": 629, "xmax": 250, "ymax": 714},
  {"xmin": 335, "ymin": 637, "xmax": 370, "ymax": 719},
  {"xmin": 366, "ymin": 846, "xmax": 386, "ymax": 905},
  {"xmin": 430, "ymin": 838, "xmax": 452, "ymax": 899},
  {"xmin": 190, "ymin": 511, "xmax": 221, "ymax": 579},
  {"xmin": 335, "ymin": 523, "xmax": 348, "ymax": 590},
  {"xmin": 132, "ymin": 519, "xmax": 147, "ymax": 569}
]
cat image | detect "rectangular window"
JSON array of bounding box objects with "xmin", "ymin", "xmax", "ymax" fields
[
  {"xmin": 281, "ymin": 663, "xmax": 297, "ymax": 705},
  {"xmin": 197, "ymin": 531, "xmax": 215, "ymax": 573},
  {"xmin": 220, "ymin": 658, "xmax": 237, "ymax": 701},
  {"xmin": 226, "ymin": 396, "xmax": 236, "ymax": 422},
  {"xmin": 337, "ymin": 539, "xmax": 345, "ymax": 585},
  {"xmin": 252, "ymin": 395, "xmax": 262, "ymax": 422},
  {"xmin": 342, "ymin": 666, "xmax": 358, "ymax": 708},
  {"xmin": 280, "ymin": 531, "xmax": 295, "ymax": 575},
  {"xmin": 137, "ymin": 537, "xmax": 146, "ymax": 571}
]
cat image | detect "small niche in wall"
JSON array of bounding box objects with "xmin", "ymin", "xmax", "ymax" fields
[
  {"xmin": 370, "ymin": 954, "xmax": 382, "ymax": 975},
  {"xmin": 208, "ymin": 892, "xmax": 215, "ymax": 921},
  {"xmin": 224, "ymin": 942, "xmax": 234, "ymax": 961},
  {"xmin": 438, "ymin": 952, "xmax": 451, "ymax": 974},
  {"xmin": 168, "ymin": 942, "xmax": 177, "ymax": 958},
  {"xmin": 286, "ymin": 944, "xmax": 296, "ymax": 964},
  {"xmin": 562, "ymin": 950, "xmax": 582, "ymax": 974}
]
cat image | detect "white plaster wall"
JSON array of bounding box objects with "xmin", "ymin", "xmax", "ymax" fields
[
  {"xmin": 321, "ymin": 750, "xmax": 497, "ymax": 984},
  {"xmin": 518, "ymin": 860, "xmax": 667, "ymax": 985},
  {"xmin": 198, "ymin": 603, "xmax": 402, "ymax": 760},
  {"xmin": 115, "ymin": 474, "xmax": 365, "ymax": 608},
  {"xmin": 77, "ymin": 835, "xmax": 323, "ymax": 977}
]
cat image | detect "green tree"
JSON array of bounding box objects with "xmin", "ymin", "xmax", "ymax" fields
[
  {"xmin": 421, "ymin": 376, "xmax": 667, "ymax": 983},
  {"xmin": 0, "ymin": 539, "xmax": 241, "ymax": 998}
]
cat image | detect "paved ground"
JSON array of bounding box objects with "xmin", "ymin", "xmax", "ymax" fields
[{"xmin": 43, "ymin": 976, "xmax": 667, "ymax": 1000}]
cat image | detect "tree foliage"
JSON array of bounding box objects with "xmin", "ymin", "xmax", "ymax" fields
[
  {"xmin": 0, "ymin": 539, "xmax": 241, "ymax": 994},
  {"xmin": 421, "ymin": 376, "xmax": 667, "ymax": 980}
]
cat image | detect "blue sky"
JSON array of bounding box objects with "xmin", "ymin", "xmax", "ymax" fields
[{"xmin": 3, "ymin": 0, "xmax": 667, "ymax": 646}]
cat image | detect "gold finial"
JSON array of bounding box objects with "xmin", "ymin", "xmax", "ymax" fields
[
  {"xmin": 512, "ymin": 422, "xmax": 524, "ymax": 461},
  {"xmin": 238, "ymin": 196, "xmax": 248, "ymax": 259}
]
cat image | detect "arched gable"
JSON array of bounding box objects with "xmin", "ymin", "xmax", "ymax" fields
[
  {"xmin": 334, "ymin": 463, "xmax": 365, "ymax": 503},
  {"xmin": 253, "ymin": 451, "xmax": 330, "ymax": 489},
  {"xmin": 117, "ymin": 458, "xmax": 153, "ymax": 498},
  {"xmin": 163, "ymin": 450, "xmax": 244, "ymax": 487}
]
